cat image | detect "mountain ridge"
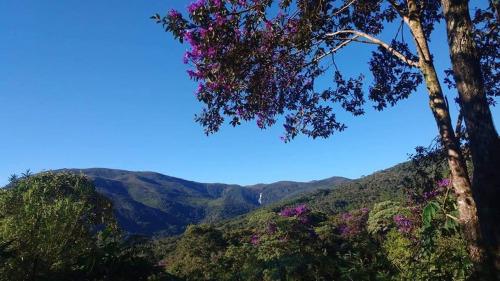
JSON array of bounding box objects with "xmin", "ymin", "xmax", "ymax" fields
[{"xmin": 57, "ymin": 168, "xmax": 351, "ymax": 236}]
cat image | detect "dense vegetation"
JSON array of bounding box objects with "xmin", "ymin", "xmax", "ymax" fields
[
  {"xmin": 163, "ymin": 195, "xmax": 471, "ymax": 280},
  {"xmin": 0, "ymin": 173, "xmax": 165, "ymax": 281},
  {"xmin": 1, "ymin": 144, "xmax": 485, "ymax": 280},
  {"xmin": 157, "ymin": 0, "xmax": 500, "ymax": 273}
]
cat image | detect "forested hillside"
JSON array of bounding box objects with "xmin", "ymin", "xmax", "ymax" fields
[
  {"xmin": 0, "ymin": 153, "xmax": 479, "ymax": 280},
  {"xmin": 158, "ymin": 160, "xmax": 472, "ymax": 280},
  {"xmin": 59, "ymin": 168, "xmax": 349, "ymax": 236}
]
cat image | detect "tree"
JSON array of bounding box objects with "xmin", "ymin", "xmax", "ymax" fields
[
  {"xmin": 0, "ymin": 172, "xmax": 116, "ymax": 281},
  {"xmin": 165, "ymin": 224, "xmax": 227, "ymax": 280},
  {"xmin": 440, "ymin": 0, "xmax": 500, "ymax": 275},
  {"xmin": 155, "ymin": 0, "xmax": 493, "ymax": 268}
]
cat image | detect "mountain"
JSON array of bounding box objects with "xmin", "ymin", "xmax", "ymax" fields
[
  {"xmin": 247, "ymin": 176, "xmax": 350, "ymax": 205},
  {"xmin": 62, "ymin": 168, "xmax": 350, "ymax": 236},
  {"xmin": 219, "ymin": 162, "xmax": 414, "ymax": 231},
  {"xmin": 265, "ymin": 162, "xmax": 414, "ymax": 215}
]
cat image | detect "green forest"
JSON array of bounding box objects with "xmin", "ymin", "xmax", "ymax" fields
[
  {"xmin": 2, "ymin": 0, "xmax": 499, "ymax": 280},
  {"xmin": 0, "ymin": 144, "xmax": 490, "ymax": 280}
]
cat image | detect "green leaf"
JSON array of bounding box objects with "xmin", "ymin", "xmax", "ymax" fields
[
  {"xmin": 422, "ymin": 201, "xmax": 440, "ymax": 227},
  {"xmin": 443, "ymin": 216, "xmax": 459, "ymax": 231}
]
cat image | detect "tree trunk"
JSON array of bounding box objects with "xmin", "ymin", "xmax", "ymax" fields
[
  {"xmin": 404, "ymin": 0, "xmax": 484, "ymax": 264},
  {"xmin": 441, "ymin": 0, "xmax": 500, "ymax": 277}
]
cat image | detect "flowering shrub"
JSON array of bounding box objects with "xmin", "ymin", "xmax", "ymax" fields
[{"xmin": 337, "ymin": 208, "xmax": 369, "ymax": 238}]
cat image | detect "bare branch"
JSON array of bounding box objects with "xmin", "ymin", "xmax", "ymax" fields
[
  {"xmin": 324, "ymin": 29, "xmax": 420, "ymax": 67},
  {"xmin": 305, "ymin": 35, "xmax": 360, "ymax": 66},
  {"xmin": 334, "ymin": 0, "xmax": 358, "ymax": 15}
]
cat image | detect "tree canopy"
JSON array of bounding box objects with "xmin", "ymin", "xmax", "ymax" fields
[{"xmin": 156, "ymin": 0, "xmax": 452, "ymax": 141}]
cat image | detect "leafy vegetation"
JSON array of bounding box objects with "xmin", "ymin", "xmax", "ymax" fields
[
  {"xmin": 0, "ymin": 150, "xmax": 483, "ymax": 280},
  {"xmin": 156, "ymin": 0, "xmax": 500, "ymax": 272},
  {"xmin": 162, "ymin": 189, "xmax": 472, "ymax": 280},
  {"xmin": 0, "ymin": 173, "xmax": 165, "ymax": 281}
]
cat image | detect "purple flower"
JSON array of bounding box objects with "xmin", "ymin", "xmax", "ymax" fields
[
  {"xmin": 168, "ymin": 9, "xmax": 182, "ymax": 19},
  {"xmin": 393, "ymin": 214, "xmax": 412, "ymax": 233},
  {"xmin": 196, "ymin": 83, "xmax": 204, "ymax": 93},
  {"xmin": 236, "ymin": 108, "xmax": 245, "ymax": 117},
  {"xmin": 265, "ymin": 20, "xmax": 273, "ymax": 30},
  {"xmin": 250, "ymin": 234, "xmax": 260, "ymax": 245},
  {"xmin": 188, "ymin": 0, "xmax": 206, "ymax": 13},
  {"xmin": 183, "ymin": 52, "xmax": 190, "ymax": 64},
  {"xmin": 199, "ymin": 28, "xmax": 208, "ymax": 38},
  {"xmin": 279, "ymin": 204, "xmax": 309, "ymax": 218},
  {"xmin": 206, "ymin": 47, "xmax": 216, "ymax": 57},
  {"xmin": 341, "ymin": 212, "xmax": 352, "ymax": 221},
  {"xmin": 423, "ymin": 189, "xmax": 440, "ymax": 200},
  {"xmin": 187, "ymin": 69, "xmax": 201, "ymax": 79},
  {"xmin": 212, "ymin": 0, "xmax": 223, "ymax": 7},
  {"xmin": 279, "ymin": 207, "xmax": 296, "ymax": 217},
  {"xmin": 339, "ymin": 225, "xmax": 350, "ymax": 236},
  {"xmin": 294, "ymin": 204, "xmax": 308, "ymax": 216},
  {"xmin": 183, "ymin": 30, "xmax": 196, "ymax": 46},
  {"xmin": 437, "ymin": 178, "xmax": 451, "ymax": 188},
  {"xmin": 215, "ymin": 14, "xmax": 226, "ymax": 26}
]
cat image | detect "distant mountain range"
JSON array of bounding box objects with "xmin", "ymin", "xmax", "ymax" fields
[{"xmin": 62, "ymin": 168, "xmax": 350, "ymax": 236}]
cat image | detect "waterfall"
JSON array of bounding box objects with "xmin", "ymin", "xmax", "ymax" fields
[{"xmin": 258, "ymin": 192, "xmax": 263, "ymax": 205}]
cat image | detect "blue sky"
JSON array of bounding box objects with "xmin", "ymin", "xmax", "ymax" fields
[{"xmin": 1, "ymin": 0, "xmax": 498, "ymax": 186}]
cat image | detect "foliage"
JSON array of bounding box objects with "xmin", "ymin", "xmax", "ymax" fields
[
  {"xmin": 367, "ymin": 201, "xmax": 410, "ymax": 235},
  {"xmin": 157, "ymin": 147, "xmax": 473, "ymax": 280},
  {"xmin": 164, "ymin": 224, "xmax": 227, "ymax": 280},
  {"xmin": 162, "ymin": 190, "xmax": 472, "ymax": 280},
  {"xmin": 0, "ymin": 172, "xmax": 116, "ymax": 280},
  {"xmin": 0, "ymin": 173, "xmax": 165, "ymax": 281},
  {"xmin": 154, "ymin": 0, "xmax": 447, "ymax": 140}
]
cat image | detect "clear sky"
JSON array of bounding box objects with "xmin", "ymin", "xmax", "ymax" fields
[{"xmin": 1, "ymin": 0, "xmax": 498, "ymax": 186}]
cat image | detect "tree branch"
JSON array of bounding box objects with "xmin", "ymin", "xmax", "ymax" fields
[
  {"xmin": 334, "ymin": 0, "xmax": 358, "ymax": 15},
  {"xmin": 387, "ymin": 0, "xmax": 408, "ymax": 22},
  {"xmin": 305, "ymin": 35, "xmax": 360, "ymax": 66},
  {"xmin": 324, "ymin": 29, "xmax": 420, "ymax": 67}
]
